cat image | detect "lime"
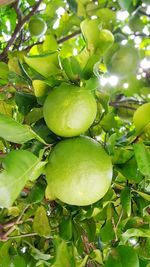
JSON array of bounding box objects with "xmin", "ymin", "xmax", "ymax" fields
[
  {"xmin": 105, "ymin": 45, "xmax": 139, "ymax": 78},
  {"xmin": 133, "ymin": 102, "xmax": 150, "ymax": 134},
  {"xmin": 43, "ymin": 84, "xmax": 97, "ymax": 137},
  {"xmin": 46, "ymin": 136, "xmax": 112, "ymax": 206},
  {"xmin": 29, "ymin": 17, "xmax": 47, "ymax": 37}
]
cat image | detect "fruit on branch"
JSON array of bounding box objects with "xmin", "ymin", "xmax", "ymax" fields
[
  {"xmin": 28, "ymin": 17, "xmax": 47, "ymax": 37},
  {"xmin": 24, "ymin": 52, "xmax": 60, "ymax": 77},
  {"xmin": 43, "ymin": 83, "xmax": 97, "ymax": 137},
  {"xmin": 129, "ymin": 14, "xmax": 143, "ymax": 32},
  {"xmin": 46, "ymin": 136, "xmax": 112, "ymax": 206},
  {"xmin": 105, "ymin": 45, "xmax": 139, "ymax": 78},
  {"xmin": 95, "ymin": 8, "xmax": 116, "ymax": 31},
  {"xmin": 81, "ymin": 18, "xmax": 102, "ymax": 50},
  {"xmin": 80, "ymin": 18, "xmax": 114, "ymax": 53},
  {"xmin": 133, "ymin": 102, "xmax": 150, "ymax": 135},
  {"xmin": 78, "ymin": 19, "xmax": 114, "ymax": 79},
  {"xmin": 96, "ymin": 29, "xmax": 114, "ymax": 54}
]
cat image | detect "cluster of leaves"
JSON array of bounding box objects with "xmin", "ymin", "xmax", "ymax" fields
[{"xmin": 0, "ymin": 0, "xmax": 150, "ymax": 266}]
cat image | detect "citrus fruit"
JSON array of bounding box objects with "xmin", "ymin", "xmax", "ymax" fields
[
  {"xmin": 129, "ymin": 15, "xmax": 143, "ymax": 32},
  {"xmin": 81, "ymin": 19, "xmax": 114, "ymax": 53},
  {"xmin": 43, "ymin": 83, "xmax": 97, "ymax": 137},
  {"xmin": 105, "ymin": 45, "xmax": 139, "ymax": 78},
  {"xmin": 81, "ymin": 18, "xmax": 101, "ymax": 50},
  {"xmin": 133, "ymin": 102, "xmax": 150, "ymax": 134},
  {"xmin": 29, "ymin": 17, "xmax": 47, "ymax": 37},
  {"xmin": 46, "ymin": 136, "xmax": 112, "ymax": 206}
]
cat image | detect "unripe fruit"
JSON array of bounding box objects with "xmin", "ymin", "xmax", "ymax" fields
[
  {"xmin": 81, "ymin": 19, "xmax": 114, "ymax": 53},
  {"xmin": 43, "ymin": 83, "xmax": 97, "ymax": 137},
  {"xmin": 46, "ymin": 136, "xmax": 112, "ymax": 206},
  {"xmin": 105, "ymin": 45, "xmax": 139, "ymax": 78},
  {"xmin": 29, "ymin": 17, "xmax": 47, "ymax": 37},
  {"xmin": 129, "ymin": 15, "xmax": 143, "ymax": 32},
  {"xmin": 133, "ymin": 102, "xmax": 150, "ymax": 134}
]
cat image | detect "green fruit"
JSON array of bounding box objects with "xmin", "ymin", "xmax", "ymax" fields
[
  {"xmin": 81, "ymin": 19, "xmax": 114, "ymax": 53},
  {"xmin": 133, "ymin": 102, "xmax": 150, "ymax": 134},
  {"xmin": 96, "ymin": 29, "xmax": 114, "ymax": 54},
  {"xmin": 95, "ymin": 8, "xmax": 116, "ymax": 31},
  {"xmin": 114, "ymin": 33, "xmax": 126, "ymax": 43},
  {"xmin": 24, "ymin": 52, "xmax": 60, "ymax": 78},
  {"xmin": 81, "ymin": 18, "xmax": 101, "ymax": 50},
  {"xmin": 129, "ymin": 15, "xmax": 143, "ymax": 32},
  {"xmin": 105, "ymin": 45, "xmax": 139, "ymax": 78},
  {"xmin": 29, "ymin": 17, "xmax": 47, "ymax": 37},
  {"xmin": 43, "ymin": 83, "xmax": 97, "ymax": 137},
  {"xmin": 46, "ymin": 136, "xmax": 112, "ymax": 206}
]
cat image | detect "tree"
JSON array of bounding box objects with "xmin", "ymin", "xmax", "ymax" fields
[{"xmin": 0, "ymin": 0, "xmax": 150, "ymax": 266}]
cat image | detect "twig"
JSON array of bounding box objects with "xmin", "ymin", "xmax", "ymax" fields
[
  {"xmin": 0, "ymin": 0, "xmax": 43, "ymax": 61},
  {"xmin": 22, "ymin": 29, "xmax": 81, "ymax": 52},
  {"xmin": 139, "ymin": 10, "xmax": 150, "ymax": 18},
  {"xmin": 0, "ymin": 204, "xmax": 30, "ymax": 241},
  {"xmin": 12, "ymin": 0, "xmax": 22, "ymax": 22},
  {"xmin": 111, "ymin": 210, "xmax": 123, "ymax": 242},
  {"xmin": 7, "ymin": 232, "xmax": 38, "ymax": 239},
  {"xmin": 57, "ymin": 29, "xmax": 81, "ymax": 44}
]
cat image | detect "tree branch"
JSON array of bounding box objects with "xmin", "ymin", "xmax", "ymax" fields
[
  {"xmin": 22, "ymin": 29, "xmax": 81, "ymax": 52},
  {"xmin": 12, "ymin": 0, "xmax": 22, "ymax": 22},
  {"xmin": 58, "ymin": 30, "xmax": 81, "ymax": 44},
  {"xmin": 139, "ymin": 10, "xmax": 150, "ymax": 18},
  {"xmin": 0, "ymin": 0, "xmax": 42, "ymax": 61}
]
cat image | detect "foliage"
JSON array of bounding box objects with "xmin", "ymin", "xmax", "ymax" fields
[{"xmin": 0, "ymin": 0, "xmax": 150, "ymax": 266}]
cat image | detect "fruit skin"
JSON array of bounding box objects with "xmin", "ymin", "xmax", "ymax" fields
[
  {"xmin": 80, "ymin": 19, "xmax": 114, "ymax": 53},
  {"xmin": 129, "ymin": 15, "xmax": 143, "ymax": 33},
  {"xmin": 105, "ymin": 45, "xmax": 139, "ymax": 78},
  {"xmin": 43, "ymin": 83, "xmax": 97, "ymax": 137},
  {"xmin": 46, "ymin": 136, "xmax": 112, "ymax": 206},
  {"xmin": 133, "ymin": 102, "xmax": 150, "ymax": 134},
  {"xmin": 81, "ymin": 19, "xmax": 102, "ymax": 50},
  {"xmin": 29, "ymin": 17, "xmax": 47, "ymax": 37},
  {"xmin": 78, "ymin": 19, "xmax": 114, "ymax": 79}
]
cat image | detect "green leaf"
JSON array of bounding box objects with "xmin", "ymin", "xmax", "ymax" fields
[
  {"xmin": 121, "ymin": 186, "xmax": 131, "ymax": 217},
  {"xmin": 25, "ymin": 242, "xmax": 51, "ymax": 261},
  {"xmin": 0, "ymin": 62, "xmax": 9, "ymax": 80},
  {"xmin": 26, "ymin": 181, "xmax": 46, "ymax": 204},
  {"xmin": 122, "ymin": 228, "xmax": 150, "ymax": 243},
  {"xmin": 33, "ymin": 206, "xmax": 51, "ymax": 237},
  {"xmin": 100, "ymin": 219, "xmax": 115, "ymax": 242},
  {"xmin": 0, "ymin": 241, "xmax": 11, "ymax": 267},
  {"xmin": 0, "ymin": 113, "xmax": 35, "ymax": 144},
  {"xmin": 90, "ymin": 249, "xmax": 103, "ymax": 264},
  {"xmin": 134, "ymin": 143, "xmax": 150, "ymax": 176},
  {"xmin": 0, "ymin": 150, "xmax": 44, "ymax": 208},
  {"xmin": 59, "ymin": 216, "xmax": 72, "ymax": 240},
  {"xmin": 11, "ymin": 255, "xmax": 26, "ymax": 267},
  {"xmin": 133, "ymin": 190, "xmax": 150, "ymax": 201},
  {"xmin": 15, "ymin": 91, "xmax": 37, "ymax": 115},
  {"xmin": 0, "ymin": 101, "xmax": 13, "ymax": 116},
  {"xmin": 105, "ymin": 245, "xmax": 139, "ymax": 267},
  {"xmin": 118, "ymin": 0, "xmax": 132, "ymax": 10},
  {"xmin": 0, "ymin": 113, "xmax": 46, "ymax": 144},
  {"xmin": 52, "ymin": 237, "xmax": 73, "ymax": 267}
]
